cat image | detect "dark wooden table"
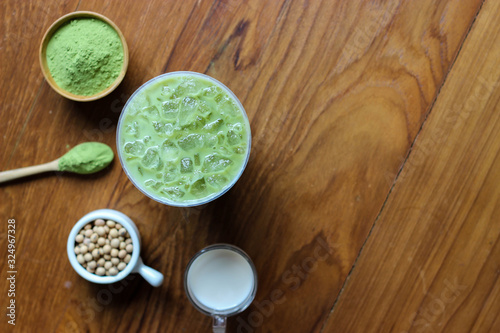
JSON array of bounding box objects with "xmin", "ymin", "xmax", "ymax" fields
[{"xmin": 1, "ymin": 0, "xmax": 500, "ymax": 332}]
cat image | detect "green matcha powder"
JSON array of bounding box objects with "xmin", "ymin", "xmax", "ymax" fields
[
  {"xmin": 59, "ymin": 142, "xmax": 114, "ymax": 174},
  {"xmin": 46, "ymin": 18, "xmax": 124, "ymax": 96}
]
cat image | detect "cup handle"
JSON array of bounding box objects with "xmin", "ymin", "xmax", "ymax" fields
[
  {"xmin": 213, "ymin": 315, "xmax": 226, "ymax": 333},
  {"xmin": 134, "ymin": 257, "xmax": 164, "ymax": 287}
]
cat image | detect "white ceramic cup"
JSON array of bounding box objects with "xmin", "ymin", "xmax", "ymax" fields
[{"xmin": 67, "ymin": 209, "xmax": 164, "ymax": 287}]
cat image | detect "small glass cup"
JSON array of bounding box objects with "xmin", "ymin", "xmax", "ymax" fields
[{"xmin": 184, "ymin": 244, "xmax": 258, "ymax": 333}]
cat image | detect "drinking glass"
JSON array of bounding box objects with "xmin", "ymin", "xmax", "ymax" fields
[{"xmin": 184, "ymin": 244, "xmax": 258, "ymax": 333}]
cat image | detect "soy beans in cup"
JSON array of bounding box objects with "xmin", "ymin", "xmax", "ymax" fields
[{"xmin": 74, "ymin": 219, "xmax": 133, "ymax": 276}]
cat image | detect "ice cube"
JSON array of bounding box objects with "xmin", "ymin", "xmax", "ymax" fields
[
  {"xmin": 178, "ymin": 96, "xmax": 199, "ymax": 125},
  {"xmin": 125, "ymin": 121, "xmax": 139, "ymax": 138},
  {"xmin": 178, "ymin": 134, "xmax": 204, "ymax": 151},
  {"xmin": 202, "ymin": 86, "xmax": 224, "ymax": 99},
  {"xmin": 152, "ymin": 121, "xmax": 164, "ymax": 132},
  {"xmin": 162, "ymin": 186, "xmax": 185, "ymax": 199},
  {"xmin": 141, "ymin": 147, "xmax": 161, "ymax": 169},
  {"xmin": 180, "ymin": 157, "xmax": 193, "ymax": 173},
  {"xmin": 163, "ymin": 123, "xmax": 174, "ymax": 136},
  {"xmin": 204, "ymin": 135, "xmax": 218, "ymax": 148},
  {"xmin": 231, "ymin": 122, "xmax": 243, "ymax": 132},
  {"xmin": 182, "ymin": 115, "xmax": 207, "ymax": 131},
  {"xmin": 193, "ymin": 115, "xmax": 207, "ymax": 129},
  {"xmin": 227, "ymin": 130, "xmax": 241, "ymax": 146},
  {"xmin": 206, "ymin": 174, "xmax": 228, "ymax": 189},
  {"xmin": 145, "ymin": 179, "xmax": 162, "ymax": 190},
  {"xmin": 172, "ymin": 85, "xmax": 186, "ymax": 99},
  {"xmin": 190, "ymin": 177, "xmax": 207, "ymax": 196},
  {"xmin": 161, "ymin": 86, "xmax": 173, "ymax": 98},
  {"xmin": 217, "ymin": 132, "xmax": 226, "ymax": 145},
  {"xmin": 124, "ymin": 140, "xmax": 146, "ymax": 156},
  {"xmin": 218, "ymin": 97, "xmax": 239, "ymax": 116},
  {"xmin": 161, "ymin": 139, "xmax": 179, "ymax": 159},
  {"xmin": 141, "ymin": 105, "xmax": 159, "ymax": 118},
  {"xmin": 164, "ymin": 172, "xmax": 177, "ymax": 182},
  {"xmin": 165, "ymin": 160, "xmax": 177, "ymax": 169},
  {"xmin": 173, "ymin": 78, "xmax": 204, "ymax": 98},
  {"xmin": 163, "ymin": 161, "xmax": 178, "ymax": 181},
  {"xmin": 233, "ymin": 145, "xmax": 246, "ymax": 154},
  {"xmin": 203, "ymin": 118, "xmax": 224, "ymax": 133},
  {"xmin": 214, "ymin": 94, "xmax": 224, "ymax": 104},
  {"xmin": 162, "ymin": 139, "xmax": 177, "ymax": 151},
  {"xmin": 193, "ymin": 168, "xmax": 203, "ymax": 177},
  {"xmin": 215, "ymin": 146, "xmax": 232, "ymax": 156},
  {"xmin": 202, "ymin": 153, "xmax": 233, "ymax": 172},
  {"xmin": 198, "ymin": 100, "xmax": 212, "ymax": 114},
  {"xmin": 162, "ymin": 99, "xmax": 180, "ymax": 119}
]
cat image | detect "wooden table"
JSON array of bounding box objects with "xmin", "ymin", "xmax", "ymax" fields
[{"xmin": 1, "ymin": 0, "xmax": 499, "ymax": 332}]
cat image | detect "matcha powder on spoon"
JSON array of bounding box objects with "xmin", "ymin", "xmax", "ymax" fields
[
  {"xmin": 46, "ymin": 18, "xmax": 124, "ymax": 96},
  {"xmin": 59, "ymin": 142, "xmax": 114, "ymax": 174}
]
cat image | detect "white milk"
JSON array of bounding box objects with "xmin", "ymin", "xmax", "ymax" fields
[{"xmin": 187, "ymin": 248, "xmax": 255, "ymax": 311}]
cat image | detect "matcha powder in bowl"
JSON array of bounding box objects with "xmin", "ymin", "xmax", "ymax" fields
[{"xmin": 40, "ymin": 12, "xmax": 128, "ymax": 101}]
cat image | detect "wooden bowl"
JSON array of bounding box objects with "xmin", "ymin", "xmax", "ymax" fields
[{"xmin": 39, "ymin": 11, "xmax": 129, "ymax": 102}]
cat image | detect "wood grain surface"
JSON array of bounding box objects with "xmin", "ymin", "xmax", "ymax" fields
[
  {"xmin": 322, "ymin": 0, "xmax": 500, "ymax": 331},
  {"xmin": 0, "ymin": 0, "xmax": 497, "ymax": 332}
]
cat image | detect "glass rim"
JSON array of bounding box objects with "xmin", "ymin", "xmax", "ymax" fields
[
  {"xmin": 116, "ymin": 71, "xmax": 252, "ymax": 207},
  {"xmin": 184, "ymin": 243, "xmax": 258, "ymax": 317}
]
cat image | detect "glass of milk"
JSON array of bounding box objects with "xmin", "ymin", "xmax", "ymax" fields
[{"xmin": 184, "ymin": 244, "xmax": 258, "ymax": 332}]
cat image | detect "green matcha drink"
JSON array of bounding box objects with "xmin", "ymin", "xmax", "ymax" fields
[{"xmin": 117, "ymin": 72, "xmax": 251, "ymax": 206}]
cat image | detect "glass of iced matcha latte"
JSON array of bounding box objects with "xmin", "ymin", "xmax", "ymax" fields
[{"xmin": 117, "ymin": 72, "xmax": 251, "ymax": 207}]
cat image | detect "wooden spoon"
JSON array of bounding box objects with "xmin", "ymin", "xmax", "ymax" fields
[
  {"xmin": 0, "ymin": 142, "xmax": 114, "ymax": 184},
  {"xmin": 0, "ymin": 159, "xmax": 60, "ymax": 183}
]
